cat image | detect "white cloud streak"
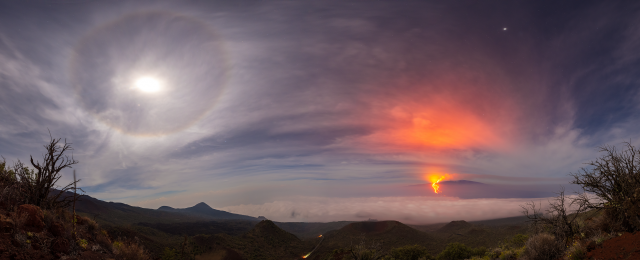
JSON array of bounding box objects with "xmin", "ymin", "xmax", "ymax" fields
[{"xmin": 220, "ymin": 196, "xmax": 553, "ymax": 224}]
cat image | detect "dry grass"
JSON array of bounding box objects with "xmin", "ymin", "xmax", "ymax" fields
[
  {"xmin": 113, "ymin": 240, "xmax": 152, "ymax": 260},
  {"xmin": 9, "ymin": 210, "xmax": 28, "ymax": 233},
  {"xmin": 523, "ymin": 233, "xmax": 562, "ymax": 260},
  {"xmin": 86, "ymin": 217, "xmax": 99, "ymax": 235},
  {"xmin": 564, "ymin": 241, "xmax": 586, "ymax": 260}
]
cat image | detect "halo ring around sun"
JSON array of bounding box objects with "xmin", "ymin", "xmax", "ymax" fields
[{"xmin": 69, "ymin": 11, "xmax": 230, "ymax": 137}]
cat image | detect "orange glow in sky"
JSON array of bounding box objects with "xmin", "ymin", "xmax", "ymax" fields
[{"xmin": 391, "ymin": 106, "xmax": 501, "ymax": 149}]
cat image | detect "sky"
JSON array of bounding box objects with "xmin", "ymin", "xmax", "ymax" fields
[{"xmin": 1, "ymin": 0, "xmax": 640, "ymax": 224}]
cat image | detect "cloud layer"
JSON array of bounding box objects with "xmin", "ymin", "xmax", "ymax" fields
[
  {"xmin": 221, "ymin": 196, "xmax": 549, "ymax": 224},
  {"xmin": 1, "ymin": 1, "xmax": 640, "ymax": 222}
]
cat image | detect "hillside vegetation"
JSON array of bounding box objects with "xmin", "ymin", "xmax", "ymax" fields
[{"xmin": 0, "ymin": 136, "xmax": 154, "ymax": 259}]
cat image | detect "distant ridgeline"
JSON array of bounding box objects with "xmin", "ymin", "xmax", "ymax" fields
[
  {"xmin": 157, "ymin": 202, "xmax": 258, "ymax": 221},
  {"xmin": 54, "ymin": 190, "xmax": 258, "ymax": 226}
]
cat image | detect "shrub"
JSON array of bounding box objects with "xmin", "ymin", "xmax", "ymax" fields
[
  {"xmin": 436, "ymin": 243, "xmax": 484, "ymax": 260},
  {"xmin": 523, "ymin": 233, "xmax": 562, "ymax": 260},
  {"xmin": 498, "ymin": 247, "xmax": 524, "ymax": 260},
  {"xmin": 565, "ymin": 241, "xmax": 586, "ymax": 260},
  {"xmin": 504, "ymin": 234, "xmax": 528, "ymax": 248},
  {"xmin": 349, "ymin": 236, "xmax": 385, "ymax": 260},
  {"xmin": 388, "ymin": 245, "xmax": 433, "ymax": 260},
  {"xmin": 77, "ymin": 238, "xmax": 88, "ymax": 249},
  {"xmin": 96, "ymin": 231, "xmax": 112, "ymax": 252},
  {"xmin": 521, "ymin": 189, "xmax": 587, "ymax": 245},
  {"xmin": 571, "ymin": 142, "xmax": 640, "ymax": 232},
  {"xmin": 85, "ymin": 217, "xmax": 99, "ymax": 235},
  {"xmin": 161, "ymin": 248, "xmax": 179, "ymax": 260},
  {"xmin": 113, "ymin": 240, "xmax": 151, "ymax": 260}
]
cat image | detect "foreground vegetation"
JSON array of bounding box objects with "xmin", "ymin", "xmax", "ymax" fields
[{"xmin": 0, "ymin": 136, "xmax": 153, "ymax": 259}]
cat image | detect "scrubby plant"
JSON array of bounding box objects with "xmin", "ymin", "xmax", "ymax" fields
[
  {"xmin": 349, "ymin": 235, "xmax": 385, "ymax": 260},
  {"xmin": 522, "ymin": 233, "xmax": 562, "ymax": 260},
  {"xmin": 498, "ymin": 247, "xmax": 524, "ymax": 260},
  {"xmin": 521, "ymin": 188, "xmax": 588, "ymax": 245},
  {"xmin": 86, "ymin": 217, "xmax": 99, "ymax": 235},
  {"xmin": 387, "ymin": 245, "xmax": 433, "ymax": 260},
  {"xmin": 113, "ymin": 240, "xmax": 151, "ymax": 260},
  {"xmin": 161, "ymin": 247, "xmax": 180, "ymax": 260},
  {"xmin": 0, "ymin": 134, "xmax": 81, "ymax": 211},
  {"xmin": 571, "ymin": 142, "xmax": 640, "ymax": 232},
  {"xmin": 77, "ymin": 238, "xmax": 88, "ymax": 249},
  {"xmin": 504, "ymin": 234, "xmax": 528, "ymax": 248},
  {"xmin": 564, "ymin": 240, "xmax": 586, "ymax": 260},
  {"xmin": 435, "ymin": 243, "xmax": 485, "ymax": 260}
]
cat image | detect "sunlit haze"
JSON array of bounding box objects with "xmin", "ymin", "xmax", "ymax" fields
[{"xmin": 135, "ymin": 77, "xmax": 162, "ymax": 93}]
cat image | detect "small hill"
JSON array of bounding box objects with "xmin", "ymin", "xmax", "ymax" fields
[
  {"xmin": 310, "ymin": 221, "xmax": 436, "ymax": 260},
  {"xmin": 246, "ymin": 220, "xmax": 301, "ymax": 244},
  {"xmin": 424, "ymin": 219, "xmax": 528, "ymax": 251},
  {"xmin": 157, "ymin": 206, "xmax": 175, "ymax": 211},
  {"xmin": 274, "ymin": 221, "xmax": 354, "ymax": 239},
  {"xmin": 158, "ymin": 202, "xmax": 257, "ymax": 221},
  {"xmin": 436, "ymin": 220, "xmax": 473, "ymax": 233},
  {"xmin": 190, "ymin": 220, "xmax": 313, "ymax": 260}
]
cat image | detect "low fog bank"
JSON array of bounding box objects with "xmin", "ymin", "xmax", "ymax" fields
[{"xmin": 220, "ymin": 196, "xmax": 558, "ymax": 225}]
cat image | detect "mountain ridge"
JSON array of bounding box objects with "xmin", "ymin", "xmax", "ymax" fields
[{"xmin": 157, "ymin": 201, "xmax": 257, "ymax": 220}]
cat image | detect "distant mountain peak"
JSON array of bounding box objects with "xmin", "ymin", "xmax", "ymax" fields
[
  {"xmin": 191, "ymin": 202, "xmax": 212, "ymax": 209},
  {"xmin": 158, "ymin": 206, "xmax": 175, "ymax": 211}
]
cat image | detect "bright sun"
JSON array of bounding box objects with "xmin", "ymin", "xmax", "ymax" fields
[{"xmin": 135, "ymin": 77, "xmax": 161, "ymax": 93}]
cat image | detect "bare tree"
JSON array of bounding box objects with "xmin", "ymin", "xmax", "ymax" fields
[
  {"xmin": 22, "ymin": 134, "xmax": 80, "ymax": 209},
  {"xmin": 521, "ymin": 188, "xmax": 588, "ymax": 245},
  {"xmin": 570, "ymin": 142, "xmax": 640, "ymax": 232}
]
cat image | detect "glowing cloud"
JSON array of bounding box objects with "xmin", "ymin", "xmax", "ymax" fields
[{"xmin": 390, "ymin": 105, "xmax": 505, "ymax": 150}]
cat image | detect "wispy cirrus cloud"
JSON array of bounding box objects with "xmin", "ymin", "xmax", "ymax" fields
[{"xmin": 0, "ymin": 1, "xmax": 639, "ymax": 222}]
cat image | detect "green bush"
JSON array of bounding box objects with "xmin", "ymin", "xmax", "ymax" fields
[
  {"xmin": 504, "ymin": 234, "xmax": 528, "ymax": 248},
  {"xmin": 498, "ymin": 247, "xmax": 524, "ymax": 260},
  {"xmin": 161, "ymin": 248, "xmax": 179, "ymax": 260},
  {"xmin": 388, "ymin": 245, "xmax": 433, "ymax": 260},
  {"xmin": 436, "ymin": 243, "xmax": 485, "ymax": 260}
]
